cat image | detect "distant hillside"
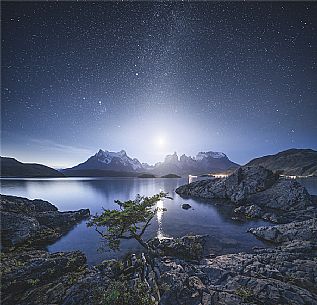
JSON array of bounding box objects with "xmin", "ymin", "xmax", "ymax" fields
[
  {"xmin": 1, "ymin": 157, "xmax": 64, "ymax": 178},
  {"xmin": 245, "ymin": 149, "xmax": 317, "ymax": 176},
  {"xmin": 161, "ymin": 174, "xmax": 181, "ymax": 178},
  {"xmin": 138, "ymin": 173, "xmax": 156, "ymax": 178}
]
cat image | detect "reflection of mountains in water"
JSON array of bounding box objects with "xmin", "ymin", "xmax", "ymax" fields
[{"xmin": 82, "ymin": 177, "xmax": 185, "ymax": 207}]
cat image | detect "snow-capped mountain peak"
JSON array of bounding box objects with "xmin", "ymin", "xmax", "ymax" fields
[
  {"xmin": 93, "ymin": 149, "xmax": 143, "ymax": 170},
  {"xmin": 196, "ymin": 151, "xmax": 226, "ymax": 160}
]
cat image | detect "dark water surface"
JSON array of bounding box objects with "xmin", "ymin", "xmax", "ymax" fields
[{"xmin": 1, "ymin": 177, "xmax": 316, "ymax": 265}]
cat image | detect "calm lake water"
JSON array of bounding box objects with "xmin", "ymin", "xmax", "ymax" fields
[{"xmin": 1, "ymin": 177, "xmax": 316, "ymax": 265}]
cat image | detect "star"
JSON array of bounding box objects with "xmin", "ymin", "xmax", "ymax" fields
[{"xmin": 1, "ymin": 1, "xmax": 316, "ymax": 166}]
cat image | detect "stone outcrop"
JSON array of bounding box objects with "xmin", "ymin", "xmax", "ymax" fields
[
  {"xmin": 176, "ymin": 166, "xmax": 278, "ymax": 201},
  {"xmin": 0, "ymin": 194, "xmax": 90, "ymax": 248},
  {"xmin": 176, "ymin": 166, "xmax": 316, "ymax": 223}
]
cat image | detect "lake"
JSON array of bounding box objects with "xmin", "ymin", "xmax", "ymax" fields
[{"xmin": 1, "ymin": 177, "xmax": 316, "ymax": 265}]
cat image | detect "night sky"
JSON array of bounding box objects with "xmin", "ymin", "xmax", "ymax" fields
[{"xmin": 2, "ymin": 1, "xmax": 317, "ymax": 167}]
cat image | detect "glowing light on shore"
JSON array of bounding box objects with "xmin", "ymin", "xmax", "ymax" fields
[
  {"xmin": 214, "ymin": 174, "xmax": 229, "ymax": 178},
  {"xmin": 188, "ymin": 175, "xmax": 198, "ymax": 183}
]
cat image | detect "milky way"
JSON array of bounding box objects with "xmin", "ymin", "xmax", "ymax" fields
[{"xmin": 2, "ymin": 2, "xmax": 317, "ymax": 167}]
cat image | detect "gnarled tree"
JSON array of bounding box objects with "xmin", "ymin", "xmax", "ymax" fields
[{"xmin": 88, "ymin": 192, "xmax": 169, "ymax": 251}]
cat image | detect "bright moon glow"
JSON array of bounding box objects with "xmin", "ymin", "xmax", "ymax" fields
[{"xmin": 156, "ymin": 136, "xmax": 166, "ymax": 147}]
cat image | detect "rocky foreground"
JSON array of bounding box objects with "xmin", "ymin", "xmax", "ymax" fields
[
  {"xmin": 2, "ymin": 229, "xmax": 317, "ymax": 305},
  {"xmin": 176, "ymin": 166, "xmax": 317, "ymax": 223}
]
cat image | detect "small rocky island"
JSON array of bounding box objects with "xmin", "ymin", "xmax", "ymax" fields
[
  {"xmin": 1, "ymin": 166, "xmax": 317, "ymax": 305},
  {"xmin": 161, "ymin": 174, "xmax": 181, "ymax": 178}
]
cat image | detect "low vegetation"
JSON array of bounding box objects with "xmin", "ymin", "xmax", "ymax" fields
[{"xmin": 100, "ymin": 280, "xmax": 155, "ymax": 305}]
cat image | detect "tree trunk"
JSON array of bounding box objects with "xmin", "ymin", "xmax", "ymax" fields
[{"xmin": 134, "ymin": 235, "xmax": 149, "ymax": 250}]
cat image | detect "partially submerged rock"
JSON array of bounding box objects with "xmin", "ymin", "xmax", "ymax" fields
[
  {"xmin": 176, "ymin": 166, "xmax": 315, "ymax": 223},
  {"xmin": 0, "ymin": 194, "xmax": 90, "ymax": 248},
  {"xmin": 181, "ymin": 203, "xmax": 191, "ymax": 210}
]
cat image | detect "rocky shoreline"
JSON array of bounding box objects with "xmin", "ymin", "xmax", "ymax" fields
[
  {"xmin": 1, "ymin": 167, "xmax": 317, "ymax": 305},
  {"xmin": 1, "ymin": 194, "xmax": 90, "ymax": 248}
]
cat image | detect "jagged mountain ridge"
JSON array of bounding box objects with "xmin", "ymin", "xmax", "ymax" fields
[
  {"xmin": 150, "ymin": 152, "xmax": 239, "ymax": 176},
  {"xmin": 65, "ymin": 149, "xmax": 143, "ymax": 173},
  {"xmin": 63, "ymin": 149, "xmax": 239, "ymax": 177}
]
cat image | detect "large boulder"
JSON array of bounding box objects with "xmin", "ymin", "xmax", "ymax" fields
[{"xmin": 0, "ymin": 195, "xmax": 90, "ymax": 248}]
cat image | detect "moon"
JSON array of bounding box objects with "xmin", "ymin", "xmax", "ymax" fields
[{"xmin": 156, "ymin": 136, "xmax": 166, "ymax": 148}]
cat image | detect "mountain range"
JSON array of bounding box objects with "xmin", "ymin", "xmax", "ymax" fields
[
  {"xmin": 1, "ymin": 148, "xmax": 316, "ymax": 178},
  {"xmin": 62, "ymin": 149, "xmax": 239, "ymax": 177},
  {"xmin": 147, "ymin": 151, "xmax": 239, "ymax": 176}
]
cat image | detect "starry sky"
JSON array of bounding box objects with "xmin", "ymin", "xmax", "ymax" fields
[{"xmin": 2, "ymin": 1, "xmax": 317, "ymax": 168}]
